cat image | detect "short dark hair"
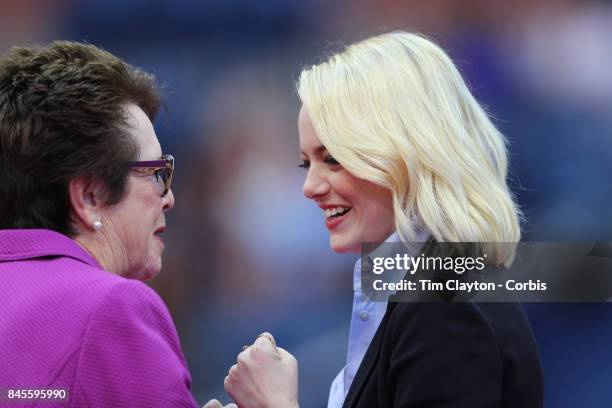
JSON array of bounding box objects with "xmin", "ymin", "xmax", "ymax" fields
[{"xmin": 0, "ymin": 41, "xmax": 161, "ymax": 235}]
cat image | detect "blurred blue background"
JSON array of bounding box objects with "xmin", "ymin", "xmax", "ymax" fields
[{"xmin": 2, "ymin": 0, "xmax": 611, "ymax": 406}]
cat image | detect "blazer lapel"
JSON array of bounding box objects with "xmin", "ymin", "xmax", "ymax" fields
[{"xmin": 343, "ymin": 237, "xmax": 436, "ymax": 407}]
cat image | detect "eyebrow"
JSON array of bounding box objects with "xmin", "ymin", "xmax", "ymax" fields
[{"xmin": 300, "ymin": 145, "xmax": 327, "ymax": 156}]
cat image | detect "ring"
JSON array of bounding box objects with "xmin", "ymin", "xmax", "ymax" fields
[{"xmin": 256, "ymin": 333, "xmax": 276, "ymax": 347}]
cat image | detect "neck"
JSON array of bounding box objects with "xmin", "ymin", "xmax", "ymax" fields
[{"xmin": 74, "ymin": 230, "xmax": 126, "ymax": 276}]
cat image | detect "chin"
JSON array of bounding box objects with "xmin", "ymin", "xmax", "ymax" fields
[
  {"xmin": 141, "ymin": 269, "xmax": 160, "ymax": 281},
  {"xmin": 330, "ymin": 237, "xmax": 360, "ymax": 254},
  {"xmin": 140, "ymin": 261, "xmax": 162, "ymax": 281},
  {"xmin": 146, "ymin": 264, "xmax": 163, "ymax": 280}
]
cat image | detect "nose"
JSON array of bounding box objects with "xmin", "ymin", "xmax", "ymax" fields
[
  {"xmin": 302, "ymin": 166, "xmax": 330, "ymax": 200},
  {"xmin": 162, "ymin": 189, "xmax": 175, "ymax": 211}
]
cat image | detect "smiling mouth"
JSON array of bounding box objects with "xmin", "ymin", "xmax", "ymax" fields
[{"xmin": 324, "ymin": 206, "xmax": 352, "ymax": 219}]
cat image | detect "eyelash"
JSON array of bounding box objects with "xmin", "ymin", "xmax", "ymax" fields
[
  {"xmin": 153, "ymin": 169, "xmax": 162, "ymax": 181},
  {"xmin": 325, "ymin": 156, "xmax": 339, "ymax": 165},
  {"xmin": 298, "ymin": 156, "xmax": 340, "ymax": 169}
]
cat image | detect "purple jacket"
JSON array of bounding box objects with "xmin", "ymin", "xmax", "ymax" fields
[{"xmin": 0, "ymin": 229, "xmax": 199, "ymax": 407}]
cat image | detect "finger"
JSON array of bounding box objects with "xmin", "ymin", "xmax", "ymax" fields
[
  {"xmin": 276, "ymin": 347, "xmax": 298, "ymax": 365},
  {"xmin": 256, "ymin": 331, "xmax": 277, "ymax": 347},
  {"xmin": 223, "ymin": 375, "xmax": 235, "ymax": 397},
  {"xmin": 254, "ymin": 336, "xmax": 281, "ymax": 360},
  {"xmin": 254, "ymin": 331, "xmax": 277, "ymax": 350},
  {"xmin": 224, "ymin": 375, "xmax": 239, "ymax": 402},
  {"xmin": 277, "ymin": 346, "xmax": 294, "ymax": 356},
  {"xmin": 225, "ymin": 404, "xmax": 238, "ymax": 408},
  {"xmin": 202, "ymin": 399, "xmax": 223, "ymax": 408},
  {"xmin": 235, "ymin": 347, "xmax": 253, "ymax": 366},
  {"xmin": 237, "ymin": 349, "xmax": 249, "ymax": 365},
  {"xmin": 253, "ymin": 335, "xmax": 277, "ymax": 352}
]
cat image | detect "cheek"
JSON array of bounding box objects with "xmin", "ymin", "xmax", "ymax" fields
[
  {"xmin": 136, "ymin": 181, "xmax": 164, "ymax": 216},
  {"xmin": 354, "ymin": 184, "xmax": 395, "ymax": 232},
  {"xmin": 330, "ymin": 171, "xmax": 395, "ymax": 237},
  {"xmin": 329, "ymin": 171, "xmax": 361, "ymax": 201},
  {"xmin": 366, "ymin": 199, "xmax": 394, "ymax": 227},
  {"xmin": 122, "ymin": 192, "xmax": 162, "ymax": 238}
]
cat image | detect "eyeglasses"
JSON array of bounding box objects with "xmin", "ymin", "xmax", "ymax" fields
[{"xmin": 128, "ymin": 154, "xmax": 174, "ymax": 197}]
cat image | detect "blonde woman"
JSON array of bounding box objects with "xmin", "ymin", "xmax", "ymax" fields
[{"xmin": 224, "ymin": 32, "xmax": 544, "ymax": 408}]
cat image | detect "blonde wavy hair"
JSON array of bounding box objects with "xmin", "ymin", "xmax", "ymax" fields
[{"xmin": 297, "ymin": 32, "xmax": 521, "ymax": 265}]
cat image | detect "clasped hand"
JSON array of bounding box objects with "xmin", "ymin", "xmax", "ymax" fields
[{"xmin": 204, "ymin": 332, "xmax": 299, "ymax": 408}]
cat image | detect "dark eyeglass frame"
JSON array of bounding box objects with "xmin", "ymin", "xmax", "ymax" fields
[{"xmin": 127, "ymin": 154, "xmax": 174, "ymax": 197}]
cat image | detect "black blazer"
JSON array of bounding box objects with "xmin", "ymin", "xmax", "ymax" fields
[{"xmin": 343, "ymin": 299, "xmax": 544, "ymax": 408}]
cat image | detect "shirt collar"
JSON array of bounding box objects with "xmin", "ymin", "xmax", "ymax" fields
[{"xmin": 0, "ymin": 229, "xmax": 101, "ymax": 268}]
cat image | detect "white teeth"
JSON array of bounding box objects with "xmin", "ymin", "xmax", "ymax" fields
[{"xmin": 324, "ymin": 206, "xmax": 350, "ymax": 218}]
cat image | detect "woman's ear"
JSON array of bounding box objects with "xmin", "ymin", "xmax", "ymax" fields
[{"xmin": 68, "ymin": 177, "xmax": 105, "ymax": 231}]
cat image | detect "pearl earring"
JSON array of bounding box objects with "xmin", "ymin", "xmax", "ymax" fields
[{"xmin": 93, "ymin": 220, "xmax": 103, "ymax": 231}]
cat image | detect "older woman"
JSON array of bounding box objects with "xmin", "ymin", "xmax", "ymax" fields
[
  {"xmin": 0, "ymin": 42, "xmax": 232, "ymax": 408},
  {"xmin": 225, "ymin": 32, "xmax": 544, "ymax": 407}
]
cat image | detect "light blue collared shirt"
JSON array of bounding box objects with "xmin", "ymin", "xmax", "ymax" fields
[{"xmin": 327, "ymin": 230, "xmax": 429, "ymax": 408}]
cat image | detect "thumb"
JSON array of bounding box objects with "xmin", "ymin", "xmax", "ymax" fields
[
  {"xmin": 254, "ymin": 335, "xmax": 276, "ymax": 353},
  {"xmin": 254, "ymin": 332, "xmax": 280, "ymax": 358},
  {"xmin": 256, "ymin": 332, "xmax": 277, "ymax": 347}
]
